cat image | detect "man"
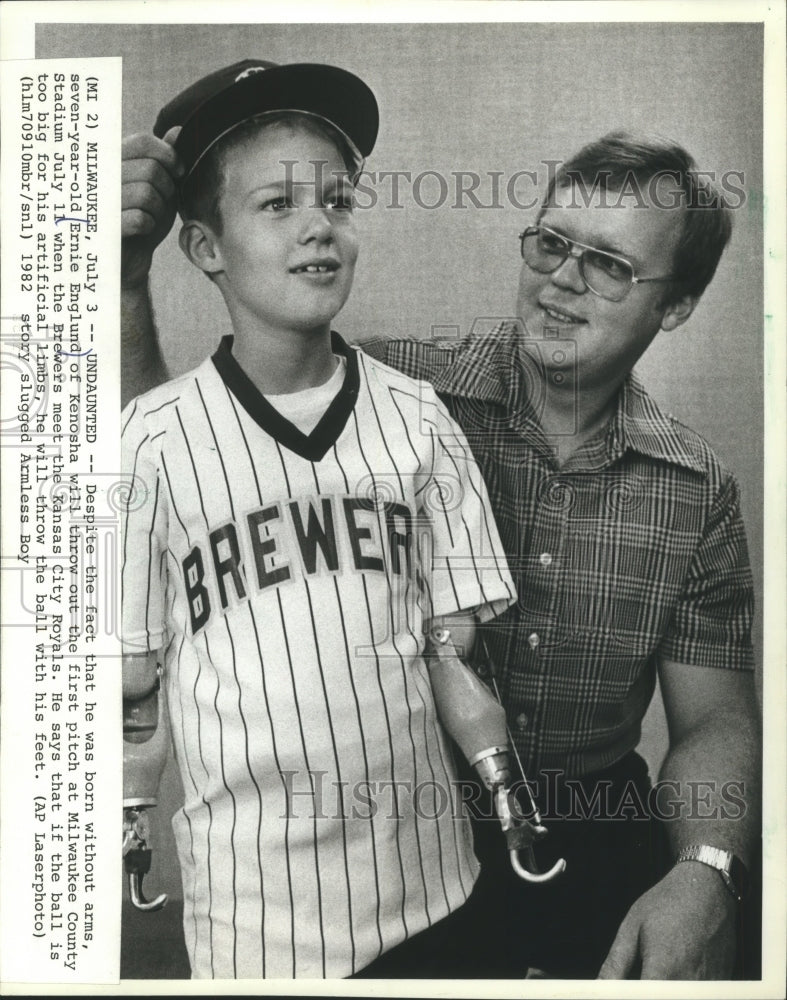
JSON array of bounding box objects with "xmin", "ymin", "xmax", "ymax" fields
[{"xmin": 121, "ymin": 129, "xmax": 760, "ymax": 979}]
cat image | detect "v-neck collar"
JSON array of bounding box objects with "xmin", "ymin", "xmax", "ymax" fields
[{"xmin": 211, "ymin": 331, "xmax": 360, "ymax": 461}]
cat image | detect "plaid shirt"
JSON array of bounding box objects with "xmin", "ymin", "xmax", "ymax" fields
[{"xmin": 362, "ymin": 322, "xmax": 754, "ymax": 776}]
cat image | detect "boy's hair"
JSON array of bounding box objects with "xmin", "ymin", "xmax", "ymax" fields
[
  {"xmin": 179, "ymin": 111, "xmax": 361, "ymax": 232},
  {"xmin": 539, "ymin": 131, "xmax": 734, "ymax": 304}
]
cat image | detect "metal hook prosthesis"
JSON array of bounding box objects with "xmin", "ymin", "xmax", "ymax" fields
[
  {"xmin": 428, "ymin": 624, "xmax": 566, "ymax": 883},
  {"xmin": 427, "ymin": 625, "xmax": 566, "ymax": 884},
  {"xmin": 122, "ymin": 807, "xmax": 168, "ymax": 912},
  {"xmin": 492, "ymin": 782, "xmax": 567, "ymax": 883},
  {"xmin": 510, "ymin": 850, "xmax": 567, "ymax": 884},
  {"xmin": 475, "ymin": 634, "xmax": 566, "ymax": 885},
  {"xmin": 471, "ymin": 753, "xmax": 566, "ymax": 884}
]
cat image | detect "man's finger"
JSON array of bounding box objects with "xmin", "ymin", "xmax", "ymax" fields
[
  {"xmin": 122, "ymin": 158, "xmax": 178, "ymax": 200},
  {"xmin": 162, "ymin": 126, "xmax": 184, "ymax": 177},
  {"xmin": 639, "ymin": 953, "xmax": 674, "ymax": 980},
  {"xmin": 121, "ymin": 180, "xmax": 171, "ymax": 220},
  {"xmin": 162, "ymin": 125, "xmax": 182, "ymax": 147},
  {"xmin": 121, "ymin": 207, "xmax": 157, "ymax": 239},
  {"xmin": 597, "ymin": 919, "xmax": 639, "ymax": 979},
  {"xmin": 122, "ymin": 160, "xmax": 178, "ymax": 203},
  {"xmin": 122, "ymin": 132, "xmax": 182, "ymax": 176}
]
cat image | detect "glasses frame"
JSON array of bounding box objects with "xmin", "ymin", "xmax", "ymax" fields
[{"xmin": 519, "ymin": 225, "xmax": 677, "ymax": 302}]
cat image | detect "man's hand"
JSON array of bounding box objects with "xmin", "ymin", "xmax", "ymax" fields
[
  {"xmin": 122, "ymin": 126, "xmax": 182, "ymax": 289},
  {"xmin": 600, "ymin": 657, "xmax": 760, "ymax": 980},
  {"xmin": 598, "ymin": 860, "xmax": 737, "ymax": 979}
]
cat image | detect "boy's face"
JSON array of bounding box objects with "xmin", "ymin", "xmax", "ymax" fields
[{"xmin": 196, "ymin": 125, "xmax": 358, "ymax": 335}]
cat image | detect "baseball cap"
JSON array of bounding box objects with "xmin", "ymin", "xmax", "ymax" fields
[{"xmin": 154, "ymin": 59, "xmax": 379, "ymax": 180}]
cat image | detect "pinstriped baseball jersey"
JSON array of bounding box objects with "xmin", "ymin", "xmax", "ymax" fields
[{"xmin": 121, "ymin": 333, "xmax": 515, "ymax": 979}]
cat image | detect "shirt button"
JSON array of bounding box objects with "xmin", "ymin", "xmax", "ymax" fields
[
  {"xmin": 539, "ymin": 552, "xmax": 553, "ymax": 567},
  {"xmin": 528, "ymin": 632, "xmax": 540, "ymax": 649},
  {"xmin": 516, "ymin": 713, "xmax": 529, "ymax": 729}
]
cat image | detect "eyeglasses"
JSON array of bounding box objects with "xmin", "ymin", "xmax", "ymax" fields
[{"xmin": 519, "ymin": 225, "xmax": 677, "ymax": 302}]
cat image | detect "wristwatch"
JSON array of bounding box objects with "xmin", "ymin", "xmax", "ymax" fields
[{"xmin": 675, "ymin": 844, "xmax": 748, "ymax": 902}]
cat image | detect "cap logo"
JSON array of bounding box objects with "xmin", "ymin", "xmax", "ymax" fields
[{"xmin": 235, "ymin": 66, "xmax": 268, "ymax": 82}]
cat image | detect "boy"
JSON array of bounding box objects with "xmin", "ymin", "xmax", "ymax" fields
[{"xmin": 121, "ymin": 60, "xmax": 515, "ymax": 979}]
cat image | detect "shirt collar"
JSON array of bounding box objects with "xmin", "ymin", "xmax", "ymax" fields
[
  {"xmin": 613, "ymin": 372, "xmax": 706, "ymax": 474},
  {"xmin": 211, "ymin": 331, "xmax": 360, "ymax": 462},
  {"xmin": 431, "ymin": 320, "xmax": 707, "ymax": 475},
  {"xmin": 429, "ymin": 324, "xmax": 516, "ymax": 408}
]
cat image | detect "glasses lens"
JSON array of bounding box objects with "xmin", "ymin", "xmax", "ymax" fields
[
  {"xmin": 521, "ymin": 229, "xmax": 567, "ymax": 273},
  {"xmin": 582, "ymin": 250, "xmax": 634, "ymax": 302},
  {"xmin": 522, "ymin": 228, "xmax": 636, "ymax": 301}
]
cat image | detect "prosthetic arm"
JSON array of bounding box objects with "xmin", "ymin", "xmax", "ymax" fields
[
  {"xmin": 122, "ymin": 652, "xmax": 169, "ymax": 911},
  {"xmin": 426, "ymin": 617, "xmax": 565, "ymax": 883}
]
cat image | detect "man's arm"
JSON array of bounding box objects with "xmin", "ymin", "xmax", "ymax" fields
[
  {"xmin": 121, "ymin": 284, "xmax": 167, "ymax": 407},
  {"xmin": 599, "ymin": 661, "xmax": 760, "ymax": 979},
  {"xmin": 658, "ymin": 659, "xmax": 760, "ymax": 870},
  {"xmin": 121, "ymin": 129, "xmax": 181, "ymax": 406}
]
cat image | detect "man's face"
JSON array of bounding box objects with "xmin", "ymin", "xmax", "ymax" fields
[
  {"xmin": 195, "ymin": 124, "xmax": 358, "ymax": 335},
  {"xmin": 516, "ymin": 181, "xmax": 694, "ymax": 394}
]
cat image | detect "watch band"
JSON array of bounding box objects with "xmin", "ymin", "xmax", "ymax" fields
[{"xmin": 675, "ymin": 844, "xmax": 748, "ymax": 902}]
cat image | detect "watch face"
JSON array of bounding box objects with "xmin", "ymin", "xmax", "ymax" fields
[
  {"xmin": 677, "ymin": 846, "xmax": 746, "ymax": 901},
  {"xmin": 719, "ymin": 870, "xmax": 736, "ymax": 892}
]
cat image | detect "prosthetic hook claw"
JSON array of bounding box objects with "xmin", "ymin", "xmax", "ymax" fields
[
  {"xmin": 123, "ymin": 809, "xmax": 168, "ymax": 912},
  {"xmin": 494, "ymin": 784, "xmax": 567, "ymax": 883},
  {"xmin": 127, "ymin": 869, "xmax": 168, "ymax": 912},
  {"xmin": 510, "ymin": 845, "xmax": 568, "ymax": 883}
]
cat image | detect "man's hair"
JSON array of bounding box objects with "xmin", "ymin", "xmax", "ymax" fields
[
  {"xmin": 539, "ymin": 131, "xmax": 734, "ymax": 303},
  {"xmin": 179, "ymin": 111, "xmax": 361, "ymax": 232}
]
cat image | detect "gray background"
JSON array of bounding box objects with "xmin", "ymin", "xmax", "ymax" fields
[{"xmin": 39, "ymin": 21, "xmax": 764, "ymax": 908}]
